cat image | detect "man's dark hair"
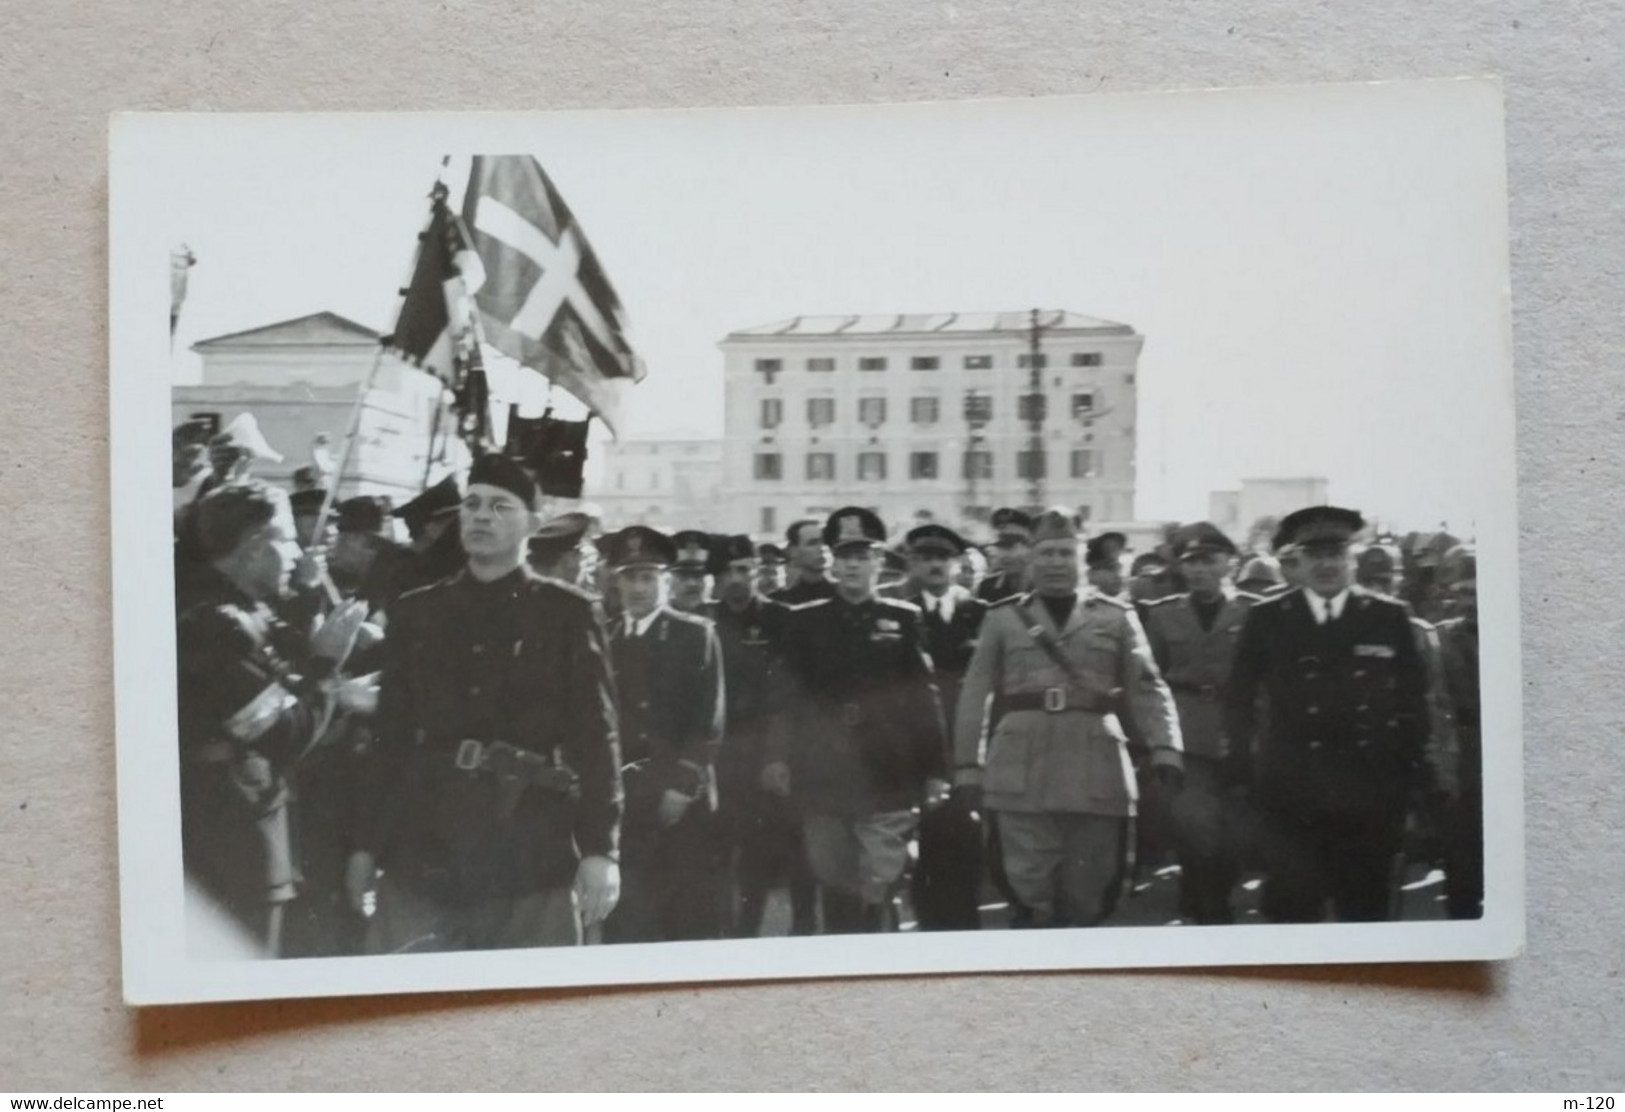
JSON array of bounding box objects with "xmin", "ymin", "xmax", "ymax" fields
[
  {"xmin": 195, "ymin": 480, "xmax": 287, "ymax": 561},
  {"xmin": 785, "ymin": 519, "xmax": 821, "ymax": 547}
]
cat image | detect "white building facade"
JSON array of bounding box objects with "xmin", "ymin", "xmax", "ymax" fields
[
  {"xmin": 1208, "ymin": 476, "xmax": 1332, "ymax": 549},
  {"xmin": 584, "ymin": 437, "xmax": 725, "ymax": 532},
  {"xmin": 717, "ymin": 311, "xmax": 1143, "ymax": 540}
]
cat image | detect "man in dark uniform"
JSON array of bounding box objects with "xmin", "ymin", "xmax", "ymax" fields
[
  {"xmin": 601, "ymin": 525, "xmax": 729, "ymax": 943},
  {"xmin": 767, "ymin": 507, "xmax": 950, "ymax": 934},
  {"xmin": 391, "ymin": 474, "xmax": 465, "ymax": 591},
  {"xmin": 703, "ymin": 535, "xmax": 815, "ymax": 937},
  {"xmin": 176, "ymin": 481, "xmax": 374, "ymax": 954},
  {"xmin": 347, "ymin": 455, "xmax": 624, "ymax": 952},
  {"xmin": 772, "ymin": 519, "xmax": 837, "ymax": 605},
  {"xmin": 1224, "ymin": 505, "xmax": 1434, "ymax": 923},
  {"xmin": 326, "ymin": 496, "xmax": 418, "ymax": 616},
  {"xmin": 669, "ymin": 529, "xmax": 715, "ymax": 614},
  {"xmin": 1142, "ymin": 522, "xmax": 1259, "ymax": 924},
  {"xmin": 976, "ymin": 508, "xmax": 1034, "ymax": 603},
  {"xmin": 755, "ymin": 542, "xmax": 788, "ymax": 596},
  {"xmin": 899, "ymin": 523, "xmax": 989, "ymax": 931},
  {"xmin": 1436, "ymin": 546, "xmax": 1483, "ymax": 919}
]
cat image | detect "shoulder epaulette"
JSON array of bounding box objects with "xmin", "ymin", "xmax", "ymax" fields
[
  {"xmin": 789, "ymin": 597, "xmax": 833, "ymax": 612},
  {"xmin": 527, "ymin": 574, "xmax": 598, "ymax": 604},
  {"xmin": 1250, "ymin": 588, "xmax": 1299, "ymax": 611},
  {"xmin": 1233, "ymin": 590, "xmax": 1266, "ymax": 604},
  {"xmin": 986, "ymin": 593, "xmax": 1026, "ymax": 611},
  {"xmin": 1087, "ymin": 592, "xmax": 1133, "ymax": 610},
  {"xmin": 1142, "ymin": 592, "xmax": 1188, "ymax": 608},
  {"xmin": 665, "ymin": 607, "xmax": 715, "ymax": 630},
  {"xmin": 877, "ymin": 596, "xmax": 921, "ymax": 616}
]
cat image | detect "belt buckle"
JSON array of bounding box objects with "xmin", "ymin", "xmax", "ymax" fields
[
  {"xmin": 841, "ymin": 702, "xmax": 862, "ymax": 727},
  {"xmin": 1043, "ymin": 687, "xmax": 1066, "ymax": 713},
  {"xmin": 454, "ymin": 738, "xmax": 484, "ymax": 772}
]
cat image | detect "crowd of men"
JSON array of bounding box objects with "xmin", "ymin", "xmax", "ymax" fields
[{"xmin": 171, "ymin": 418, "xmax": 1484, "ymax": 958}]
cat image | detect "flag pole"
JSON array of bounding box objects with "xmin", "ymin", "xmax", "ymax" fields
[{"xmin": 309, "ymin": 344, "xmax": 389, "ymax": 598}]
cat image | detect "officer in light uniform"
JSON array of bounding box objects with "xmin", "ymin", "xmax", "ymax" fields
[
  {"xmin": 767, "ymin": 507, "xmax": 949, "ymax": 933},
  {"xmin": 1141, "ymin": 522, "xmax": 1259, "ymax": 924},
  {"xmin": 952, "ymin": 510, "xmax": 1184, "ymax": 928}
]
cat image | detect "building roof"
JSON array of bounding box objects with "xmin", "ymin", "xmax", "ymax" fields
[
  {"xmin": 192, "ymin": 311, "xmax": 381, "ymax": 351},
  {"xmin": 723, "ymin": 310, "xmax": 1135, "ymax": 341}
]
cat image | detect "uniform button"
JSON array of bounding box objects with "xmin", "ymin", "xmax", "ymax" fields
[
  {"xmin": 1308, "ymin": 740, "xmax": 1322, "ymax": 750},
  {"xmin": 1357, "ymin": 704, "xmax": 1369, "ymax": 712},
  {"xmin": 1307, "ymin": 706, "xmax": 1319, "ymax": 715}
]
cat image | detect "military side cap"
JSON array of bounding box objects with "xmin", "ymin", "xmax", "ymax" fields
[
  {"xmin": 990, "ymin": 507, "xmax": 1035, "ymax": 544},
  {"xmin": 336, "ymin": 496, "xmax": 390, "ymax": 535},
  {"xmin": 823, "ymin": 506, "xmax": 887, "ymax": 551},
  {"xmin": 1085, "ymin": 529, "xmax": 1126, "ymax": 567},
  {"xmin": 1031, "ymin": 509, "xmax": 1080, "ymax": 544},
  {"xmin": 288, "ymin": 488, "xmax": 327, "ymax": 515},
  {"xmin": 756, "ymin": 542, "xmax": 787, "ymax": 565},
  {"xmin": 1274, "ymin": 505, "xmax": 1365, "ymax": 550},
  {"xmin": 467, "ymin": 453, "xmax": 539, "ymax": 510},
  {"xmin": 1172, "ymin": 522, "xmax": 1237, "ymax": 559},
  {"xmin": 604, "ymin": 525, "xmax": 676, "ymax": 570},
  {"xmin": 905, "ymin": 523, "xmax": 968, "ymax": 556},
  {"xmin": 671, "ymin": 529, "xmax": 713, "ymax": 570},
  {"xmin": 393, "ymin": 474, "xmax": 462, "ymax": 526}
]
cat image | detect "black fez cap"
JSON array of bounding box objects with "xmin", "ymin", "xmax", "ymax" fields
[
  {"xmin": 823, "ymin": 506, "xmax": 886, "ymax": 551},
  {"xmin": 1172, "ymin": 522, "xmax": 1237, "ymax": 559},
  {"xmin": 1085, "ymin": 531, "xmax": 1127, "ymax": 569},
  {"xmin": 467, "ymin": 453, "xmax": 539, "ymax": 510},
  {"xmin": 990, "ymin": 507, "xmax": 1036, "ymax": 544},
  {"xmin": 336, "ymin": 495, "xmax": 390, "ymax": 535},
  {"xmin": 905, "ymin": 523, "xmax": 968, "ymax": 556},
  {"xmin": 708, "ymin": 534, "xmax": 757, "ymax": 575},
  {"xmin": 604, "ymin": 525, "xmax": 676, "ymax": 570},
  {"xmin": 756, "ymin": 542, "xmax": 787, "ymax": 564},
  {"xmin": 671, "ymin": 530, "xmax": 713, "ymax": 570},
  {"xmin": 393, "ymin": 474, "xmax": 462, "ymax": 526},
  {"xmin": 1273, "ymin": 505, "xmax": 1364, "ymax": 552}
]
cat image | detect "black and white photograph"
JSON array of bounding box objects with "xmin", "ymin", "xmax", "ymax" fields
[{"xmin": 110, "ymin": 78, "xmax": 1522, "ymax": 1005}]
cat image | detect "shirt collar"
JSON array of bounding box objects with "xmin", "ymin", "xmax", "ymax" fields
[
  {"xmin": 624, "ymin": 608, "xmax": 661, "ymax": 638},
  {"xmin": 1306, "ymin": 588, "xmax": 1350, "ymax": 622}
]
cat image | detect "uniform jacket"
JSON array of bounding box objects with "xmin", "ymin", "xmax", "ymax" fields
[
  {"xmin": 358, "ymin": 565, "xmax": 623, "ymax": 901},
  {"xmin": 705, "ymin": 597, "xmax": 786, "ymax": 795},
  {"xmin": 1412, "ymin": 616, "xmax": 1461, "ymax": 800},
  {"xmin": 975, "ymin": 571, "xmax": 1026, "ymax": 604},
  {"xmin": 608, "ymin": 606, "xmax": 726, "ymax": 831},
  {"xmin": 176, "ymin": 569, "xmax": 337, "ymax": 929},
  {"xmin": 1142, "ymin": 588, "xmax": 1259, "ymax": 761},
  {"xmin": 953, "ymin": 590, "xmax": 1182, "ymax": 817},
  {"xmin": 771, "ymin": 595, "xmax": 948, "ymax": 816},
  {"xmin": 770, "ymin": 576, "xmax": 837, "ymax": 607},
  {"xmin": 1436, "ymin": 616, "xmax": 1481, "ymax": 794},
  {"xmin": 1223, "ymin": 586, "xmax": 1431, "ymax": 819},
  {"xmin": 902, "ymin": 585, "xmax": 988, "ymax": 737}
]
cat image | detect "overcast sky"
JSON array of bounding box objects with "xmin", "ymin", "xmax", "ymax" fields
[{"xmin": 149, "ymin": 80, "xmax": 1512, "ymax": 528}]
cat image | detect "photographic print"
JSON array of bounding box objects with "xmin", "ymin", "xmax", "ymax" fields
[{"xmin": 110, "ymin": 79, "xmax": 1522, "ymax": 1005}]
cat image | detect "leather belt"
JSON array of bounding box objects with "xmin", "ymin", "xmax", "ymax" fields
[
  {"xmin": 453, "ymin": 738, "xmax": 579, "ymax": 793},
  {"xmin": 1002, "ymin": 688, "xmax": 1115, "ymax": 715}
]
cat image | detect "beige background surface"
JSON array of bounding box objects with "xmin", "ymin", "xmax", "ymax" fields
[{"xmin": 1, "ymin": 0, "xmax": 1621, "ymax": 1092}]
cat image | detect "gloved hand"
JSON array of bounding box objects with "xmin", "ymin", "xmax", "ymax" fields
[{"xmin": 574, "ymin": 855, "xmax": 621, "ymax": 928}]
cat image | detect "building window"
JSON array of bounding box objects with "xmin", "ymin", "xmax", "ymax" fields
[
  {"xmin": 858, "ymin": 356, "xmax": 888, "ymax": 372},
  {"xmin": 963, "ymin": 451, "xmax": 993, "ymax": 480},
  {"xmin": 910, "ymin": 356, "xmax": 940, "ymax": 371},
  {"xmin": 760, "ymin": 506, "xmax": 777, "ymax": 534},
  {"xmin": 807, "ymin": 357, "xmax": 836, "ymax": 372},
  {"xmin": 910, "ymin": 452, "xmax": 939, "ymax": 480},
  {"xmin": 964, "ymin": 355, "xmax": 993, "ymax": 370},
  {"xmin": 963, "ymin": 393, "xmax": 993, "ymax": 425},
  {"xmin": 1017, "ymin": 353, "xmax": 1049, "ymax": 369},
  {"xmin": 910, "ymin": 396, "xmax": 940, "ymax": 425},
  {"xmin": 754, "ymin": 453, "xmax": 783, "ymax": 481},
  {"xmin": 807, "ymin": 397, "xmax": 835, "ymax": 427},
  {"xmin": 760, "ymin": 398, "xmax": 783, "ymax": 429},
  {"xmin": 1070, "ymin": 449, "xmax": 1098, "ymax": 478},
  {"xmin": 858, "ymin": 397, "xmax": 887, "ymax": 427},
  {"xmin": 1017, "ymin": 450, "xmax": 1048, "ymax": 480},
  {"xmin": 1071, "ymin": 392, "xmax": 1095, "ymax": 420},
  {"xmin": 754, "ymin": 358, "xmax": 783, "ymax": 383},
  {"xmin": 1071, "ymin": 352, "xmax": 1103, "ymax": 367},
  {"xmin": 1017, "ymin": 393, "xmax": 1048, "ymax": 422},
  {"xmin": 806, "ymin": 452, "xmax": 836, "ymax": 481},
  {"xmin": 857, "ymin": 451, "xmax": 887, "ymax": 481}
]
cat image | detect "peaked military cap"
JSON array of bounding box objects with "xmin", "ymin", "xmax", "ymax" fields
[
  {"xmin": 823, "ymin": 506, "xmax": 887, "ymax": 551},
  {"xmin": 708, "ymin": 534, "xmax": 757, "ymax": 574},
  {"xmin": 1085, "ymin": 529, "xmax": 1126, "ymax": 566},
  {"xmin": 1273, "ymin": 505, "xmax": 1365, "ymax": 551},
  {"xmin": 1355, "ymin": 542, "xmax": 1402, "ymax": 573},
  {"xmin": 336, "ymin": 495, "xmax": 391, "ymax": 536},
  {"xmin": 1172, "ymin": 522, "xmax": 1237, "ymax": 559},
  {"xmin": 1031, "ymin": 509, "xmax": 1081, "ymax": 544},
  {"xmin": 603, "ymin": 525, "xmax": 676, "ymax": 570},
  {"xmin": 1129, "ymin": 551, "xmax": 1167, "ymax": 576},
  {"xmin": 905, "ymin": 523, "xmax": 968, "ymax": 556},
  {"xmin": 990, "ymin": 507, "xmax": 1036, "ymax": 545},
  {"xmin": 528, "ymin": 511, "xmax": 593, "ymax": 563},
  {"xmin": 467, "ymin": 453, "xmax": 539, "ymax": 510},
  {"xmin": 393, "ymin": 474, "xmax": 462, "ymax": 527},
  {"xmin": 756, "ymin": 542, "xmax": 787, "ymax": 565},
  {"xmin": 671, "ymin": 529, "xmax": 713, "ymax": 570}
]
